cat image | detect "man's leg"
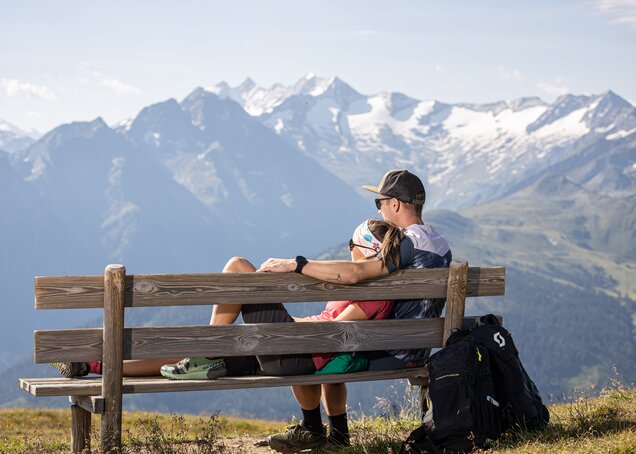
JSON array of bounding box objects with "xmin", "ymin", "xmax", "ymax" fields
[
  {"xmin": 292, "ymin": 384, "xmax": 323, "ymax": 432},
  {"xmin": 321, "ymin": 383, "xmax": 350, "ymax": 447},
  {"xmin": 321, "ymin": 383, "xmax": 346, "ymax": 415},
  {"xmin": 268, "ymin": 384, "xmax": 327, "ymax": 453},
  {"xmin": 292, "ymin": 384, "xmax": 322, "ymax": 415}
]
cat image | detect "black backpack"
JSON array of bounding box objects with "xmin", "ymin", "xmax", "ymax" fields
[
  {"xmin": 400, "ymin": 315, "xmax": 549, "ymax": 454},
  {"xmin": 465, "ymin": 315, "xmax": 549, "ymax": 432}
]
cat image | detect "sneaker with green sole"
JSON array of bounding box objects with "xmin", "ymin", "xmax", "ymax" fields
[
  {"xmin": 268, "ymin": 424, "xmax": 327, "ymax": 454},
  {"xmin": 50, "ymin": 362, "xmax": 89, "ymax": 378},
  {"xmin": 160, "ymin": 357, "xmax": 227, "ymax": 380}
]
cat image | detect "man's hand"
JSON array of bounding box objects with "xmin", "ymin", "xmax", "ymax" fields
[{"xmin": 257, "ymin": 258, "xmax": 296, "ymax": 273}]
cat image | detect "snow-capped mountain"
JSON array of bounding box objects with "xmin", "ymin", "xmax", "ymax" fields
[
  {"xmin": 0, "ymin": 118, "xmax": 38, "ymax": 152},
  {"xmin": 206, "ymin": 73, "xmax": 359, "ymax": 116},
  {"xmin": 211, "ymin": 76, "xmax": 636, "ymax": 209}
]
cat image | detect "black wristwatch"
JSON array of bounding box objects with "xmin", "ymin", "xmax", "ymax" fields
[{"xmin": 294, "ymin": 255, "xmax": 308, "ymax": 274}]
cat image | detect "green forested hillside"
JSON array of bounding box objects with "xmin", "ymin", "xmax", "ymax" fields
[{"xmin": 428, "ymin": 174, "xmax": 636, "ymax": 394}]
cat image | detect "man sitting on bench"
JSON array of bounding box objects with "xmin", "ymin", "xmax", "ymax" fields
[{"xmin": 255, "ymin": 169, "xmax": 452, "ymax": 453}]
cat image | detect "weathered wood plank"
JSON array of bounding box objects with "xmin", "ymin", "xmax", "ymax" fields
[
  {"xmin": 101, "ymin": 264, "xmax": 125, "ymax": 454},
  {"xmin": 35, "ymin": 267, "xmax": 505, "ymax": 309},
  {"xmin": 35, "ymin": 318, "xmax": 446, "ymax": 363},
  {"xmin": 443, "ymin": 261, "xmax": 468, "ymax": 345},
  {"xmin": 20, "ymin": 368, "xmax": 428, "ymax": 397},
  {"xmin": 34, "ymin": 314, "xmax": 503, "ymax": 363}
]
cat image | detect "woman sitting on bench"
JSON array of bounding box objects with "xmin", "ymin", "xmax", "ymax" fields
[{"xmin": 160, "ymin": 218, "xmax": 402, "ymax": 380}]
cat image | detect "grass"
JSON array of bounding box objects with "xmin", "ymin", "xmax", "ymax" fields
[
  {"xmin": 1, "ymin": 384, "xmax": 635, "ymax": 453},
  {"xmin": 346, "ymin": 383, "xmax": 636, "ymax": 454},
  {"xmin": 0, "ymin": 409, "xmax": 284, "ymax": 453}
]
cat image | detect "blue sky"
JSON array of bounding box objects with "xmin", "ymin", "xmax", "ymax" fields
[{"xmin": 1, "ymin": 0, "xmax": 635, "ymax": 133}]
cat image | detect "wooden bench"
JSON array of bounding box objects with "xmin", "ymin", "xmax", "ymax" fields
[{"xmin": 19, "ymin": 260, "xmax": 504, "ymax": 453}]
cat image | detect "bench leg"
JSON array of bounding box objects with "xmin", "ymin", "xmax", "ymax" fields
[{"xmin": 71, "ymin": 404, "xmax": 91, "ymax": 453}]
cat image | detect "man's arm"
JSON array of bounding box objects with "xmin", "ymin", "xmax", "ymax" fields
[{"xmin": 257, "ymin": 257, "xmax": 389, "ymax": 284}]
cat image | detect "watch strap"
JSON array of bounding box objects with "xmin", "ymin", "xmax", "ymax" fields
[{"xmin": 294, "ymin": 256, "xmax": 308, "ymax": 274}]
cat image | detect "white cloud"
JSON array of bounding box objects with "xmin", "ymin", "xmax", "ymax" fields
[
  {"xmin": 497, "ymin": 66, "xmax": 524, "ymax": 82},
  {"xmin": 27, "ymin": 111, "xmax": 42, "ymax": 119},
  {"xmin": 433, "ymin": 64, "xmax": 443, "ymax": 73},
  {"xmin": 597, "ymin": 0, "xmax": 636, "ymax": 28},
  {"xmin": 0, "ymin": 78, "xmax": 57, "ymax": 100},
  {"xmin": 80, "ymin": 65, "xmax": 142, "ymax": 96},
  {"xmin": 101, "ymin": 78, "xmax": 142, "ymax": 96},
  {"xmin": 537, "ymin": 79, "xmax": 571, "ymax": 97}
]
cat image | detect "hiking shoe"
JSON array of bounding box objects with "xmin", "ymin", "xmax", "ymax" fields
[
  {"xmin": 309, "ymin": 439, "xmax": 350, "ymax": 453},
  {"xmin": 50, "ymin": 362, "xmax": 88, "ymax": 378},
  {"xmin": 268, "ymin": 424, "xmax": 327, "ymax": 453},
  {"xmin": 160, "ymin": 357, "xmax": 227, "ymax": 380}
]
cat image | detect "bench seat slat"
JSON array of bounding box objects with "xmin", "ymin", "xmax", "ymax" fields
[
  {"xmin": 19, "ymin": 368, "xmax": 429, "ymax": 397},
  {"xmin": 35, "ymin": 267, "xmax": 505, "ymax": 309},
  {"xmin": 35, "ymin": 319, "xmax": 446, "ymax": 363}
]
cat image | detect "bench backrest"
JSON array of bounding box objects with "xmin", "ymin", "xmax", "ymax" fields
[{"xmin": 33, "ymin": 261, "xmax": 505, "ymax": 364}]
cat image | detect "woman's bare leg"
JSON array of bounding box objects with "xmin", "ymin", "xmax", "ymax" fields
[
  {"xmin": 119, "ymin": 257, "xmax": 257, "ymax": 377},
  {"xmin": 210, "ymin": 257, "xmax": 257, "ymax": 325},
  {"xmin": 122, "ymin": 358, "xmax": 182, "ymax": 376}
]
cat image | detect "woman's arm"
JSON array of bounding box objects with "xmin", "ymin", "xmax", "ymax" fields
[
  {"xmin": 333, "ymin": 303, "xmax": 368, "ymax": 321},
  {"xmin": 293, "ymin": 303, "xmax": 368, "ymax": 322}
]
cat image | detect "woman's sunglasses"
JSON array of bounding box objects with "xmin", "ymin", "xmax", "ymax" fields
[{"xmin": 348, "ymin": 239, "xmax": 378, "ymax": 252}]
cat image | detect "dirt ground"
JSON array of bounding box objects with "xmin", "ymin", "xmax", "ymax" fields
[{"xmin": 221, "ymin": 435, "xmax": 276, "ymax": 453}]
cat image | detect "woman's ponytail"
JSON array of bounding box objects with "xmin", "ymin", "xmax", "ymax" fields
[
  {"xmin": 367, "ymin": 219, "xmax": 405, "ymax": 270},
  {"xmin": 379, "ymin": 225, "xmax": 404, "ymax": 270}
]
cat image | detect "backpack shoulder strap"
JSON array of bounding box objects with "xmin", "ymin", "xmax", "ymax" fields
[{"xmin": 476, "ymin": 313, "xmax": 501, "ymax": 327}]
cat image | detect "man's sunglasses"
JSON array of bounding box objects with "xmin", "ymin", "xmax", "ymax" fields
[
  {"xmin": 375, "ymin": 197, "xmax": 393, "ymax": 210},
  {"xmin": 348, "ymin": 239, "xmax": 378, "ymax": 252}
]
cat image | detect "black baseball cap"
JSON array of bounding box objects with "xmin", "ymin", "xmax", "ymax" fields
[{"xmin": 362, "ymin": 169, "xmax": 425, "ymax": 206}]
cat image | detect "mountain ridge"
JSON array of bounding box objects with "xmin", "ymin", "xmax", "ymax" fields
[
  {"xmin": 0, "ymin": 76, "xmax": 633, "ymax": 419},
  {"xmin": 202, "ymin": 76, "xmax": 635, "ymax": 209}
]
